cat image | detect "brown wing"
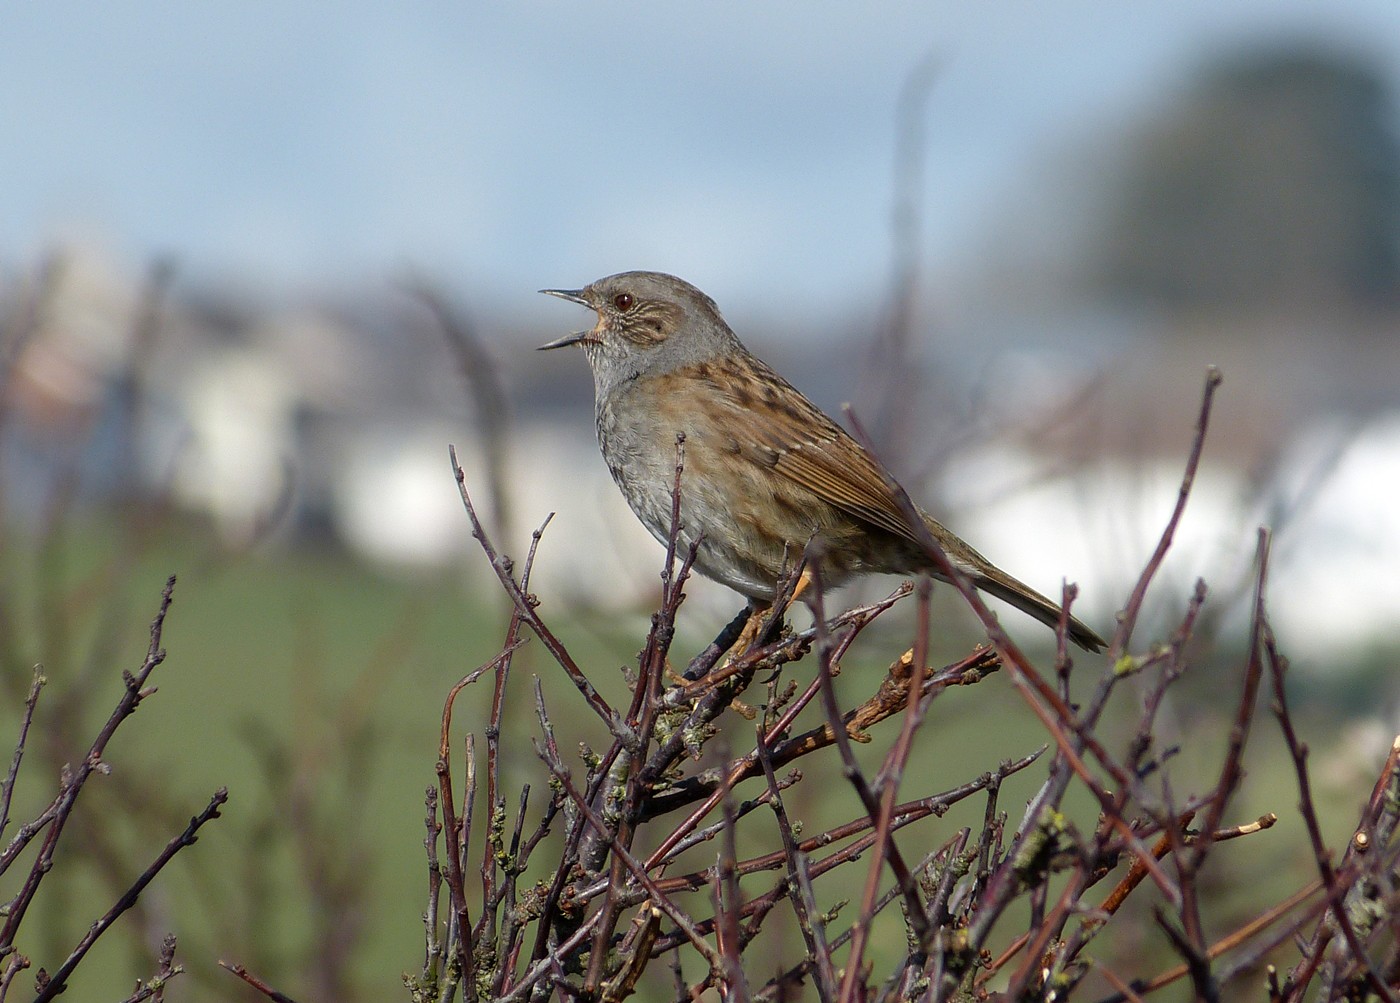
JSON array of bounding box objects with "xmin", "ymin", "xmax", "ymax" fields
[
  {"xmin": 659, "ymin": 354, "xmax": 1108, "ymax": 652},
  {"xmin": 684, "ymin": 353, "xmax": 924, "ymax": 544}
]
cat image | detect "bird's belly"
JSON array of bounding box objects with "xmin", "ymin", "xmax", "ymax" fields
[{"xmin": 597, "ymin": 401, "xmax": 848, "ymax": 600}]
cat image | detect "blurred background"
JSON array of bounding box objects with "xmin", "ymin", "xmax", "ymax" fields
[{"xmin": 4, "ymin": 2, "xmax": 1400, "ymax": 999}]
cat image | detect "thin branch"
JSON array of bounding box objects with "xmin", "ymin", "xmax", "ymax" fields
[
  {"xmin": 756, "ymin": 732, "xmax": 839, "ymax": 1001},
  {"xmin": 542, "ymin": 751, "xmax": 723, "ymax": 971},
  {"xmin": 1111, "ymin": 367, "xmax": 1222, "ymax": 655},
  {"xmin": 0, "ymin": 576, "xmax": 178, "ymax": 951},
  {"xmin": 834, "ymin": 572, "xmax": 935, "ymax": 995},
  {"xmin": 0, "ymin": 667, "xmax": 44, "ymax": 839},
  {"xmin": 118, "ymin": 933, "xmax": 182, "ymax": 1003},
  {"xmin": 33, "ymin": 789, "xmax": 226, "ymax": 1003},
  {"xmin": 421, "ymin": 787, "xmax": 443, "ymax": 986},
  {"xmin": 843, "ymin": 408, "xmax": 1180, "ymax": 909},
  {"xmin": 219, "ymin": 961, "xmax": 302, "ymax": 1003},
  {"xmin": 1267, "ymin": 599, "xmax": 1397, "ymax": 1003},
  {"xmin": 450, "ymin": 446, "xmax": 622, "ymax": 735}
]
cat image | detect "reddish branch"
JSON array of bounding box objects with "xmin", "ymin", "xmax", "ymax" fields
[{"xmin": 219, "ymin": 961, "xmax": 301, "ymax": 1003}]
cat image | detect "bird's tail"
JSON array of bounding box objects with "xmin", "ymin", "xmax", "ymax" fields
[
  {"xmin": 967, "ymin": 564, "xmax": 1107, "ymax": 653},
  {"xmin": 922, "ymin": 517, "xmax": 1107, "ymax": 652}
]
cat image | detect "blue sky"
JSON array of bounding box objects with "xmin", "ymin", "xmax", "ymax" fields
[{"xmin": 6, "ymin": 2, "xmax": 1400, "ymax": 319}]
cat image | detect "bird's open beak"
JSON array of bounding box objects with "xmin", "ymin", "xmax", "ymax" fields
[
  {"xmin": 538, "ymin": 329, "xmax": 590, "ymax": 350},
  {"xmin": 538, "ymin": 288, "xmax": 594, "ymax": 350},
  {"xmin": 540, "ymin": 287, "xmax": 589, "ymax": 306}
]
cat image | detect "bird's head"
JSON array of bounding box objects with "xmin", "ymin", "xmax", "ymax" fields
[{"xmin": 540, "ymin": 271, "xmax": 738, "ymax": 386}]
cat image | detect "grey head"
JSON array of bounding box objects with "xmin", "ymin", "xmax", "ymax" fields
[{"xmin": 539, "ymin": 271, "xmax": 742, "ymax": 396}]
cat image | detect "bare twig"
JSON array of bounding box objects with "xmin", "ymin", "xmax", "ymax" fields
[
  {"xmin": 421, "ymin": 787, "xmax": 444, "ymax": 987},
  {"xmin": 0, "ymin": 576, "xmax": 178, "ymax": 951},
  {"xmin": 219, "ymin": 961, "xmax": 302, "ymax": 1003},
  {"xmin": 831, "ymin": 571, "xmax": 935, "ymax": 996},
  {"xmin": 756, "ymin": 731, "xmax": 839, "ymax": 1002},
  {"xmin": 542, "ymin": 751, "xmax": 723, "ymax": 971},
  {"xmin": 1266, "ymin": 586, "xmax": 1397, "ymax": 1003},
  {"xmin": 0, "ymin": 667, "xmax": 44, "ymax": 838},
  {"xmin": 450, "ymin": 446, "xmax": 622, "ymax": 735},
  {"xmin": 33, "ymin": 789, "xmax": 226, "ymax": 1003},
  {"xmin": 1111, "ymin": 367, "xmax": 1222, "ymax": 655},
  {"xmin": 0, "ymin": 951, "xmax": 29, "ymax": 1002},
  {"xmin": 119, "ymin": 933, "xmax": 182, "ymax": 1003}
]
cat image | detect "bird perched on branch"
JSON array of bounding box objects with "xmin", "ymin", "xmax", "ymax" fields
[{"xmin": 540, "ymin": 270, "xmax": 1105, "ymax": 653}]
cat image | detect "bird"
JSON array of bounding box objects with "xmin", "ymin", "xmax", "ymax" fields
[{"xmin": 539, "ymin": 270, "xmax": 1105, "ymax": 653}]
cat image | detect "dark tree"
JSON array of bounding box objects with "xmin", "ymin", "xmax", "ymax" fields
[{"xmin": 1094, "ymin": 44, "xmax": 1400, "ymax": 314}]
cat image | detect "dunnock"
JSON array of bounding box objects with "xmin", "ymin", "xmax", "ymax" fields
[{"xmin": 540, "ymin": 271, "xmax": 1105, "ymax": 653}]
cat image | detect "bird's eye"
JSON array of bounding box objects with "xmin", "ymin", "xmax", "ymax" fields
[{"xmin": 613, "ymin": 293, "xmax": 634, "ymax": 311}]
